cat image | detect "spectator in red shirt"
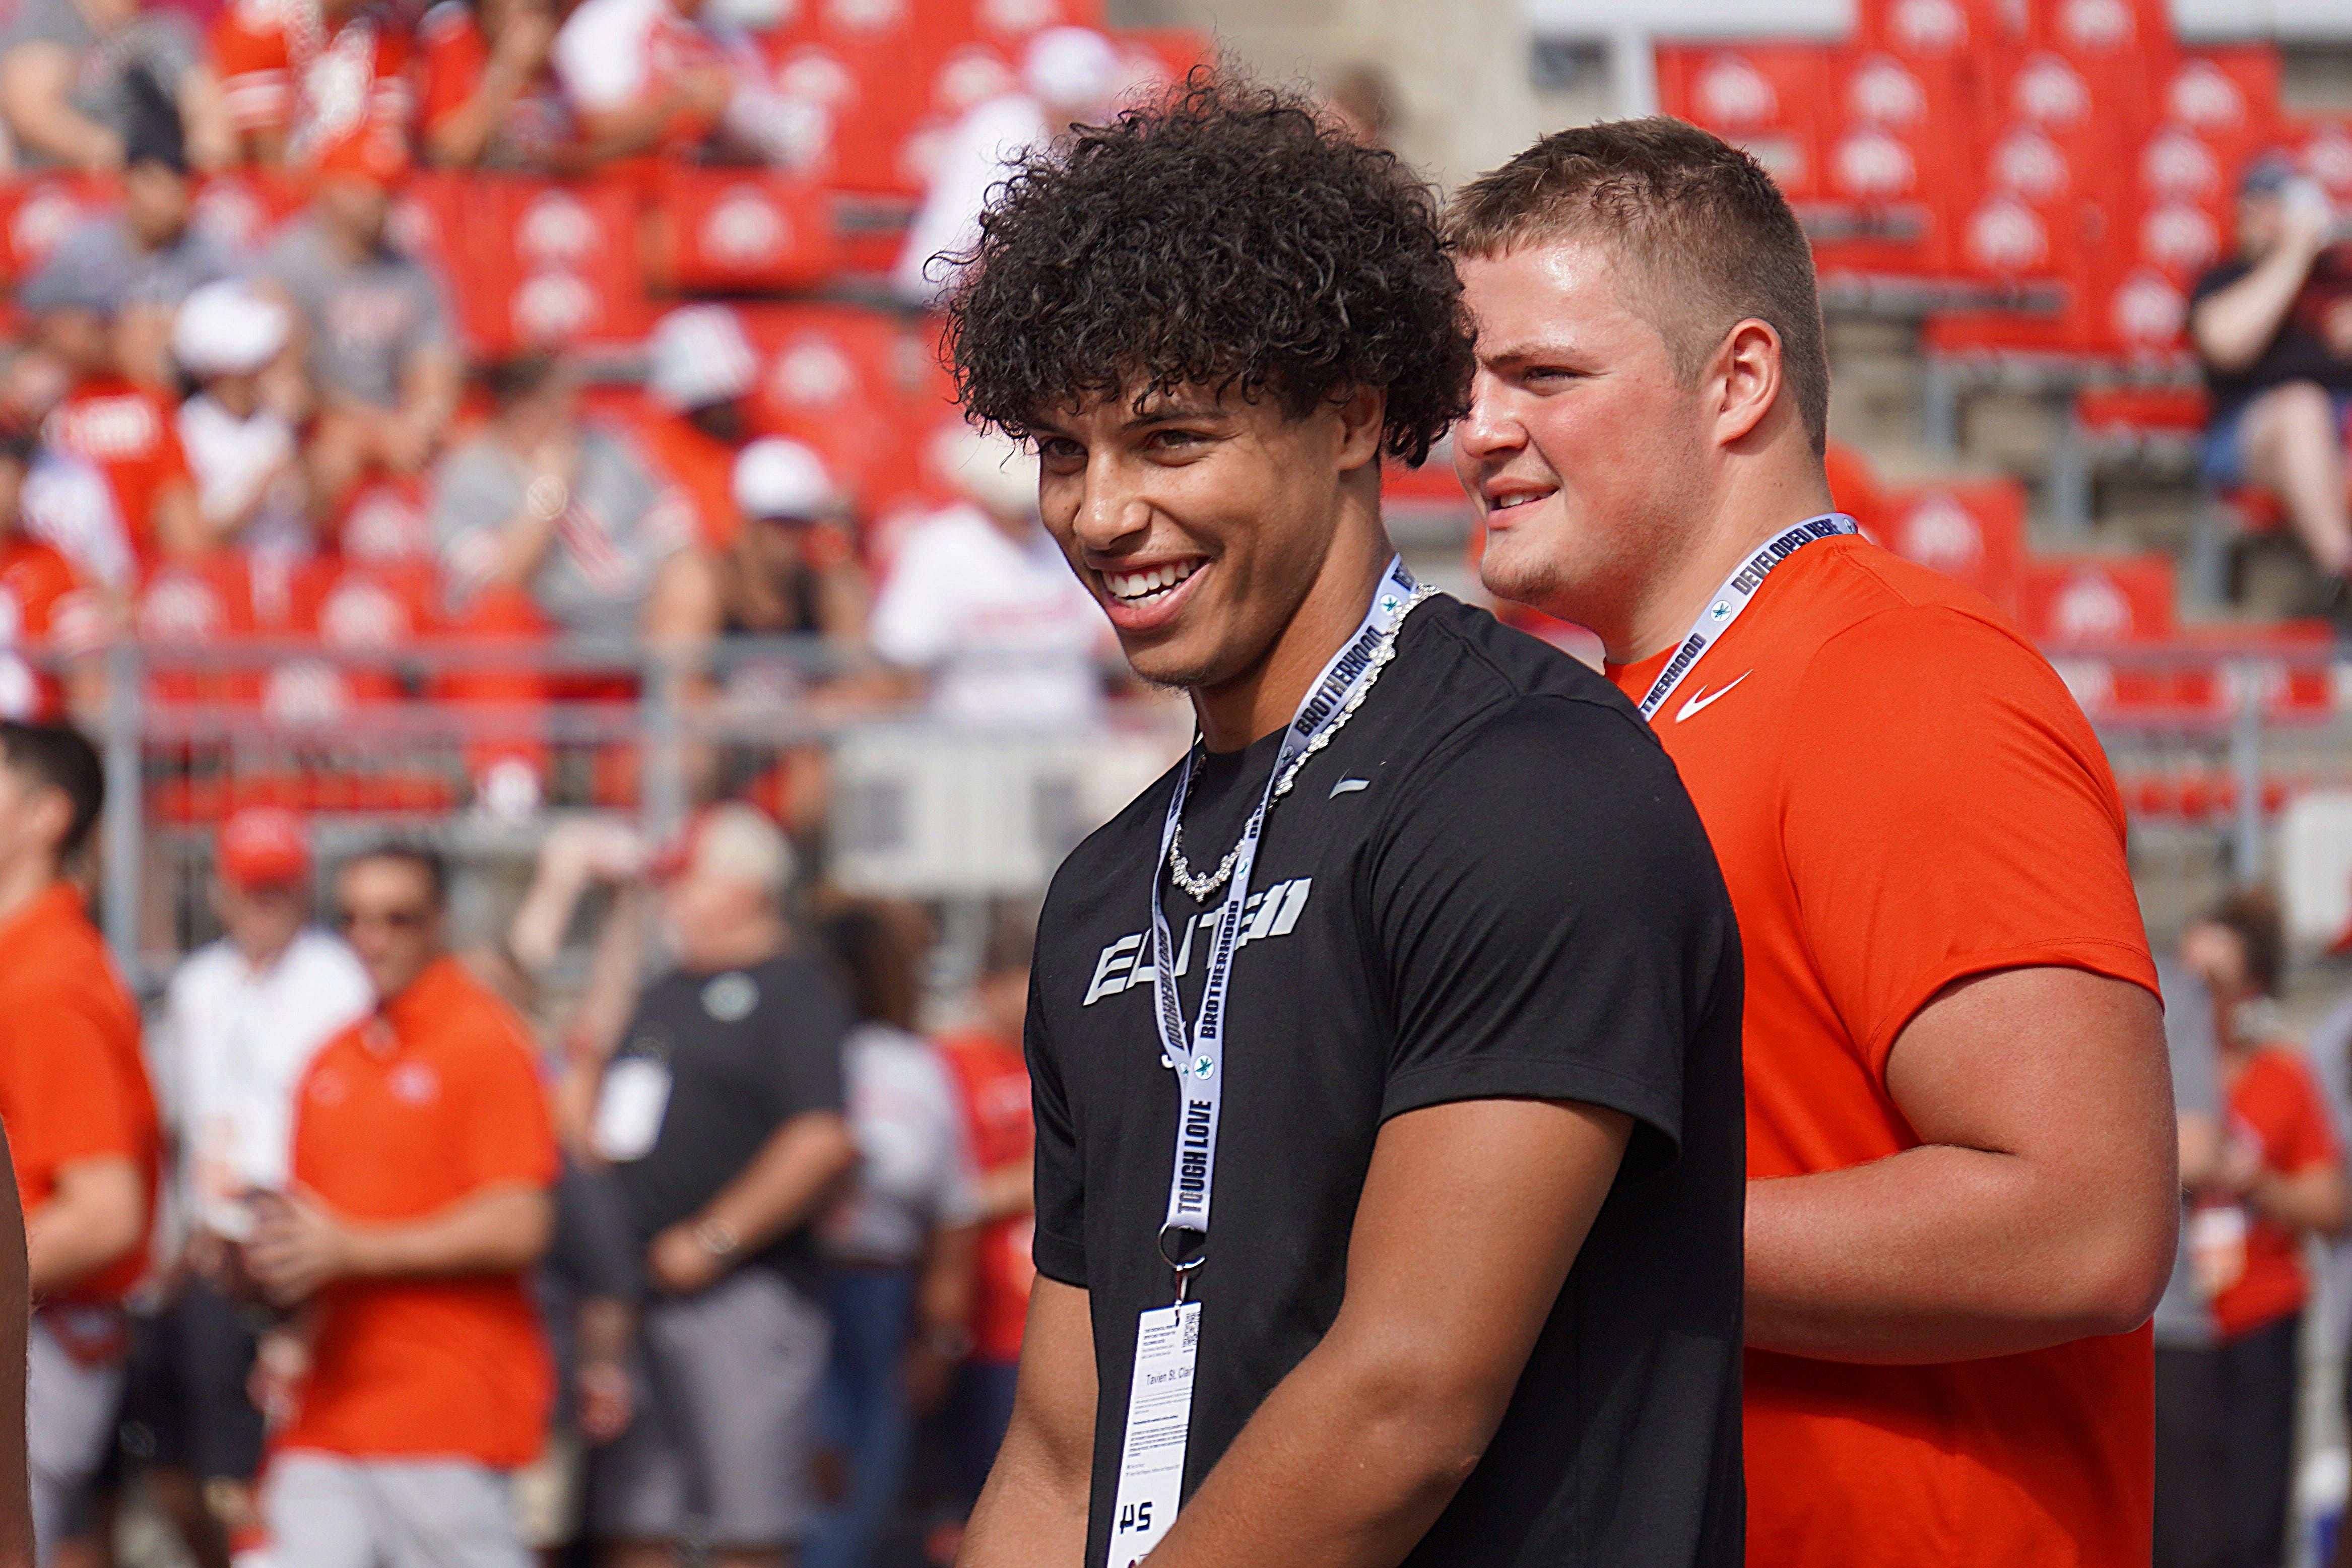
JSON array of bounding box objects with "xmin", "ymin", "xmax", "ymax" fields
[
  {"xmin": 245, "ymin": 842, "xmax": 558, "ymax": 1568},
  {"xmin": 0, "ymin": 721, "xmax": 158, "ymax": 1562},
  {"xmin": 933, "ymin": 903, "xmax": 1036, "ymax": 1513},
  {"xmin": 0, "ymin": 431, "xmax": 101, "ymax": 723},
  {"xmin": 210, "ymin": 0, "xmax": 411, "ymax": 168},
  {"xmin": 414, "ymin": 0, "xmax": 565, "ymax": 170},
  {"xmin": 2166, "ymin": 889, "xmax": 2350, "ymax": 1568}
]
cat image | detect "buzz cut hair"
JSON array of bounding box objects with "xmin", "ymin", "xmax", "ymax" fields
[{"xmin": 1445, "ymin": 116, "xmax": 1831, "ymax": 456}]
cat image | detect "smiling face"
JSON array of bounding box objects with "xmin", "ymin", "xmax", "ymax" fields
[
  {"xmin": 1031, "ymin": 382, "xmax": 1387, "ymax": 706},
  {"xmin": 1453, "ymin": 240, "xmax": 1717, "ymax": 646}
]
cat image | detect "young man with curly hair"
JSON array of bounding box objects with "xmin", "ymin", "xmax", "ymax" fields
[
  {"xmin": 947, "ymin": 82, "xmax": 1744, "ymax": 1568},
  {"xmin": 1449, "ymin": 118, "xmax": 2175, "ymax": 1566}
]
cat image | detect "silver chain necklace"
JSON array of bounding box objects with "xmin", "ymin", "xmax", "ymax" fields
[{"xmin": 1166, "ymin": 581, "xmax": 1437, "ymax": 902}]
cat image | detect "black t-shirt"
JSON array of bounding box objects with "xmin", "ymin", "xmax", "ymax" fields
[
  {"xmin": 608, "ymin": 953, "xmax": 850, "ymax": 1295},
  {"xmin": 2190, "ymin": 247, "xmax": 2352, "ymax": 417},
  {"xmin": 1028, "ymin": 594, "xmax": 1745, "ymax": 1567}
]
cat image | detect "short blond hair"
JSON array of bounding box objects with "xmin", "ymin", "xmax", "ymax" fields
[{"xmin": 1446, "ymin": 116, "xmax": 1829, "ymax": 455}]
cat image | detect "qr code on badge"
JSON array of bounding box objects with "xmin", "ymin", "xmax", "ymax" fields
[{"xmin": 1182, "ymin": 1310, "xmax": 1199, "ymax": 1352}]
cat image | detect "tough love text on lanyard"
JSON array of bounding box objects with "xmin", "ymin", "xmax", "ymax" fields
[
  {"xmin": 1636, "ymin": 512, "xmax": 1859, "ymax": 723},
  {"xmin": 1108, "ymin": 558, "xmax": 1428, "ymax": 1563}
]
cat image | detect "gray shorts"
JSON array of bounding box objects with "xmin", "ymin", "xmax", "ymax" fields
[
  {"xmin": 590, "ymin": 1267, "xmax": 829, "ymax": 1550},
  {"xmin": 264, "ymin": 1452, "xmax": 529, "ymax": 1568},
  {"xmin": 29, "ymin": 1315, "xmax": 124, "ymax": 1567}
]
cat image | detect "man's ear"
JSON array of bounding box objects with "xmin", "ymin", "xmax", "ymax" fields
[
  {"xmin": 26, "ymin": 784, "xmax": 73, "ymax": 864},
  {"xmin": 1711, "ymin": 318, "xmax": 1785, "ymax": 449},
  {"xmin": 1332, "ymin": 383, "xmax": 1389, "ymax": 472}
]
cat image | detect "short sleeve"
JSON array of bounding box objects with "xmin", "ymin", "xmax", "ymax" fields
[
  {"xmin": 400, "ymin": 260, "xmax": 458, "ymax": 358},
  {"xmin": 430, "ymin": 445, "xmax": 514, "ymax": 589},
  {"xmin": 2, "ymin": 0, "xmax": 86, "ymax": 52},
  {"xmin": 760, "ymin": 968, "xmax": 849, "ymax": 1126},
  {"xmin": 2266, "ymin": 1053, "xmax": 2340, "ymax": 1177},
  {"xmin": 1025, "ymin": 964, "xmax": 1085, "ymax": 1287},
  {"xmin": 0, "ymin": 984, "xmax": 141, "ymax": 1192},
  {"xmin": 1782, "ymin": 607, "xmax": 2160, "ymax": 1080},
  {"xmin": 455, "ymin": 1013, "xmax": 558, "ymax": 1191},
  {"xmin": 1373, "ymin": 694, "xmax": 1737, "ymax": 1179}
]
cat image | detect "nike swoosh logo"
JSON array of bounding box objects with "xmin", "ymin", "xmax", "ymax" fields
[
  {"xmin": 1329, "ymin": 778, "xmax": 1370, "ymax": 798},
  {"xmin": 1674, "ymin": 672, "xmax": 1751, "ymax": 723}
]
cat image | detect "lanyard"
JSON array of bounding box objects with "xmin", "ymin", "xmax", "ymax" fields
[
  {"xmin": 1145, "ymin": 557, "xmax": 1425, "ymax": 1288},
  {"xmin": 1635, "ymin": 513, "xmax": 1858, "ymax": 722}
]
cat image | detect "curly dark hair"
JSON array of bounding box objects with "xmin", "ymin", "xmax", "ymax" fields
[{"xmin": 943, "ymin": 75, "xmax": 1474, "ymax": 466}]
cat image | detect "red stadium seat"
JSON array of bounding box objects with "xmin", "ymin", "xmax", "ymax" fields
[
  {"xmin": 1877, "ymin": 478, "xmax": 2028, "ymax": 612},
  {"xmin": 2016, "ymin": 553, "xmax": 2177, "ymax": 643},
  {"xmin": 661, "ymin": 171, "xmax": 842, "ymax": 294},
  {"xmin": 0, "ymin": 175, "xmax": 117, "ymax": 277},
  {"xmin": 1655, "ymin": 44, "xmax": 1834, "ymax": 204}
]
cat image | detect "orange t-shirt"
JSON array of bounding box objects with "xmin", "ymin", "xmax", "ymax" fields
[
  {"xmin": 0, "ymin": 883, "xmax": 157, "ymax": 1304},
  {"xmin": 45, "ymin": 379, "xmax": 192, "ymax": 562},
  {"xmin": 281, "ymin": 956, "xmax": 557, "ymax": 1468},
  {"xmin": 1608, "ymin": 533, "xmax": 2162, "ymax": 1568},
  {"xmin": 937, "ymin": 1029, "xmax": 1034, "ymax": 1365},
  {"xmin": 2208, "ymin": 1046, "xmax": 2339, "ymax": 1340}
]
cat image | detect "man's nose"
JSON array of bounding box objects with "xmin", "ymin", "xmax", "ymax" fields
[
  {"xmin": 1070, "ymin": 464, "xmax": 1153, "ymax": 553},
  {"xmin": 1452, "ymin": 374, "xmax": 1523, "ymax": 463}
]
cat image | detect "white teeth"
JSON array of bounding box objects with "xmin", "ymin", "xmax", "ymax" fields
[{"xmin": 1106, "ymin": 560, "xmax": 1202, "ymax": 602}]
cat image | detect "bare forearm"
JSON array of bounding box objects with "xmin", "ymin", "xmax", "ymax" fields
[
  {"xmin": 425, "ymin": 67, "xmax": 530, "ymax": 165},
  {"xmin": 1148, "ymin": 1332, "xmax": 1483, "ymax": 1568},
  {"xmin": 2250, "ymin": 1165, "xmax": 2351, "ymax": 1238},
  {"xmin": 1746, "ymin": 1147, "xmax": 2171, "ymax": 1361},
  {"xmin": 700, "ymin": 1114, "xmax": 855, "ymax": 1252},
  {"xmin": 2194, "ymin": 244, "xmax": 2322, "ymax": 370},
  {"xmin": 341, "ymin": 1185, "xmax": 552, "ymax": 1278},
  {"xmin": 960, "ymin": 1421, "xmax": 1091, "ymax": 1566},
  {"xmin": 26, "ymin": 1160, "xmax": 143, "ymax": 1296}
]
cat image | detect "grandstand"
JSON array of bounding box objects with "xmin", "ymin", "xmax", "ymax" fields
[{"xmin": 0, "ymin": 0, "xmax": 2346, "ymax": 964}]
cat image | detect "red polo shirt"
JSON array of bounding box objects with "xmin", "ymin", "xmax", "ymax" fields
[
  {"xmin": 282, "ymin": 957, "xmax": 557, "ymax": 1468},
  {"xmin": 0, "ymin": 882, "xmax": 155, "ymax": 1304}
]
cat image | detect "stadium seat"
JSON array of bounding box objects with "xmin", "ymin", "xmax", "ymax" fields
[
  {"xmin": 1877, "ymin": 477, "xmax": 2028, "ymax": 613},
  {"xmin": 0, "ymin": 174, "xmax": 117, "ymax": 277},
  {"xmin": 2016, "ymin": 552, "xmax": 2177, "ymax": 643},
  {"xmin": 660, "ymin": 171, "xmax": 842, "ymax": 295},
  {"xmin": 1655, "ymin": 44, "xmax": 1834, "ymax": 205}
]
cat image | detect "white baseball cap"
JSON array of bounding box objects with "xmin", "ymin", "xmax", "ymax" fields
[
  {"xmin": 647, "ymin": 305, "xmax": 759, "ymax": 412},
  {"xmin": 934, "ymin": 421, "xmax": 1040, "ymax": 520},
  {"xmin": 171, "ymin": 281, "xmax": 291, "ymax": 377},
  {"xmin": 733, "ymin": 436, "xmax": 839, "ymax": 520},
  {"xmin": 1024, "ymin": 26, "xmax": 1122, "ymax": 112}
]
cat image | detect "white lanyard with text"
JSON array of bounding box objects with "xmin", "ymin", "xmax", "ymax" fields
[
  {"xmin": 1106, "ymin": 557, "xmax": 1425, "ymax": 1563},
  {"xmin": 1635, "ymin": 513, "xmax": 1858, "ymax": 722}
]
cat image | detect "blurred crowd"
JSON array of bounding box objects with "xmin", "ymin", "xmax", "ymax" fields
[
  {"xmin": 10, "ymin": 747, "xmax": 1040, "ymax": 1568},
  {"xmin": 0, "ymin": 0, "xmax": 1153, "ymax": 826}
]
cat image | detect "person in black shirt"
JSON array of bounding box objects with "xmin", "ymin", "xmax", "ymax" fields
[
  {"xmin": 2188, "ymin": 153, "xmax": 2352, "ymax": 596},
  {"xmin": 577, "ymin": 803, "xmax": 858, "ymax": 1568},
  {"xmin": 944, "ymin": 79, "xmax": 1744, "ymax": 1567}
]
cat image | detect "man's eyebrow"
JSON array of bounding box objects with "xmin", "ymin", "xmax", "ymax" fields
[{"xmin": 1477, "ymin": 339, "xmax": 1587, "ymax": 367}]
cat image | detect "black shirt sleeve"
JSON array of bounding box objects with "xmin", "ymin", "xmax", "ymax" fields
[
  {"xmin": 1026, "ymin": 961, "xmax": 1088, "ymax": 1288},
  {"xmin": 1369, "ymin": 693, "xmax": 1738, "ymax": 1181},
  {"xmin": 761, "ymin": 961, "xmax": 851, "ymax": 1124}
]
